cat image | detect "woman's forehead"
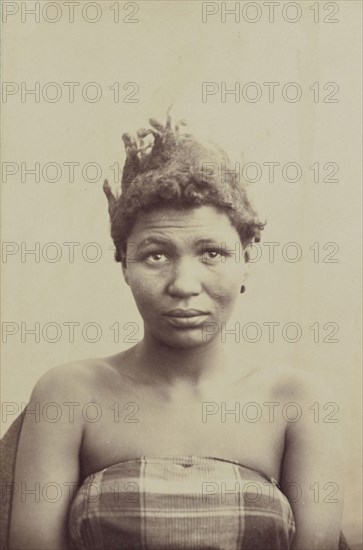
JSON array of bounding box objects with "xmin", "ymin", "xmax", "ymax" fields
[{"xmin": 129, "ymin": 206, "xmax": 239, "ymax": 242}]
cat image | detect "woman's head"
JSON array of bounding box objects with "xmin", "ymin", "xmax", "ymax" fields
[
  {"xmin": 104, "ymin": 116, "xmax": 265, "ymax": 348},
  {"xmin": 104, "ymin": 115, "xmax": 265, "ymax": 265}
]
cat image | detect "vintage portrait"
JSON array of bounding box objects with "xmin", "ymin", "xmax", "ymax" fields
[{"xmin": 1, "ymin": 2, "xmax": 362, "ymax": 549}]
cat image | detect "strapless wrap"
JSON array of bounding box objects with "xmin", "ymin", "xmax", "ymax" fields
[{"xmin": 69, "ymin": 455, "xmax": 295, "ymax": 550}]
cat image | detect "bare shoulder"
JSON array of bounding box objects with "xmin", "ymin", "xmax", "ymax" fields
[
  {"xmin": 30, "ymin": 355, "xmax": 119, "ymax": 403},
  {"xmin": 263, "ymin": 364, "xmax": 338, "ymax": 403}
]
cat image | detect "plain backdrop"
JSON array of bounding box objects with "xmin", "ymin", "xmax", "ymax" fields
[{"xmin": 1, "ymin": 1, "xmax": 362, "ymax": 546}]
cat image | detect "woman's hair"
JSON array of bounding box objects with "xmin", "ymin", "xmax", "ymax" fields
[{"xmin": 104, "ymin": 115, "xmax": 265, "ymax": 263}]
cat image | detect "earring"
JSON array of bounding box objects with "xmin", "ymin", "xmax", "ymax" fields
[{"xmin": 240, "ymin": 285, "xmax": 246, "ymax": 294}]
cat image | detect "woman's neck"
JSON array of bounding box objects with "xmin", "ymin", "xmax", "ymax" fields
[{"xmin": 132, "ymin": 332, "xmax": 229, "ymax": 389}]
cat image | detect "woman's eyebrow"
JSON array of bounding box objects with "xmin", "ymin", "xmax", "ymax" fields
[
  {"xmin": 137, "ymin": 237, "xmax": 174, "ymax": 249},
  {"xmin": 195, "ymin": 239, "xmax": 242, "ymax": 253},
  {"xmin": 194, "ymin": 238, "xmax": 224, "ymax": 246},
  {"xmin": 195, "ymin": 237, "xmax": 222, "ymax": 244}
]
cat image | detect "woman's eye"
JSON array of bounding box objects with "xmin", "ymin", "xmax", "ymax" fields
[
  {"xmin": 202, "ymin": 249, "xmax": 224, "ymax": 262},
  {"xmin": 145, "ymin": 252, "xmax": 168, "ymax": 263}
]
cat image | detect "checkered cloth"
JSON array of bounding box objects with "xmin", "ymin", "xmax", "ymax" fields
[{"xmin": 69, "ymin": 455, "xmax": 295, "ymax": 550}]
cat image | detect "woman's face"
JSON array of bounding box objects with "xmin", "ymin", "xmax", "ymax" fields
[{"xmin": 123, "ymin": 205, "xmax": 248, "ymax": 349}]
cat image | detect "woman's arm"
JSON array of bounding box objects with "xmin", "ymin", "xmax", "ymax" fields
[
  {"xmin": 9, "ymin": 363, "xmax": 86, "ymax": 550},
  {"xmin": 280, "ymin": 371, "xmax": 344, "ymax": 550}
]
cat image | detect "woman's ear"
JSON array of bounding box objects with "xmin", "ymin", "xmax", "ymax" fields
[{"xmin": 122, "ymin": 262, "xmax": 130, "ymax": 286}]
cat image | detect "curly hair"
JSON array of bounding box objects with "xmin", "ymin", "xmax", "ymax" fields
[{"xmin": 104, "ymin": 115, "xmax": 265, "ymax": 263}]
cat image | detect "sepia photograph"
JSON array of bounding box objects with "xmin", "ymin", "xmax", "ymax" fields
[{"xmin": 1, "ymin": 1, "xmax": 362, "ymax": 549}]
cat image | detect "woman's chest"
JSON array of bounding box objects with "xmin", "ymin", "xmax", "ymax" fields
[{"xmin": 80, "ymin": 394, "xmax": 287, "ymax": 481}]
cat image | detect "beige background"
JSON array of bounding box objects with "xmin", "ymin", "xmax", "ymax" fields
[{"xmin": 1, "ymin": 0, "xmax": 362, "ymax": 546}]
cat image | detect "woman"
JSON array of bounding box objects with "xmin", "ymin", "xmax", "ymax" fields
[{"xmin": 9, "ymin": 116, "xmax": 344, "ymax": 549}]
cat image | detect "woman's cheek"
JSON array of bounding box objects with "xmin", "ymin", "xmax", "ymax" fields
[
  {"xmin": 208, "ymin": 276, "xmax": 237, "ymax": 304},
  {"xmin": 213, "ymin": 264, "xmax": 241, "ymax": 293},
  {"xmin": 129, "ymin": 271, "xmax": 162, "ymax": 311},
  {"xmin": 209, "ymin": 272, "xmax": 241, "ymax": 316}
]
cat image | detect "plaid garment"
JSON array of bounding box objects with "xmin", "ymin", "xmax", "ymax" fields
[{"xmin": 69, "ymin": 456, "xmax": 295, "ymax": 550}]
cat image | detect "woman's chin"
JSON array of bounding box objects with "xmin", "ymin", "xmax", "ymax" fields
[{"xmin": 152, "ymin": 327, "xmax": 218, "ymax": 350}]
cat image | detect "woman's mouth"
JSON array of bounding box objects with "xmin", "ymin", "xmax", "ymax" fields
[{"xmin": 163, "ymin": 309, "xmax": 210, "ymax": 328}]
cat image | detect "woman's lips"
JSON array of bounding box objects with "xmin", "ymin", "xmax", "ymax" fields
[
  {"xmin": 163, "ymin": 309, "xmax": 210, "ymax": 328},
  {"xmin": 164, "ymin": 308, "xmax": 209, "ymax": 318}
]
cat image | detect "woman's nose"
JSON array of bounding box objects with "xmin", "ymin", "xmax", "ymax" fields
[{"xmin": 166, "ymin": 259, "xmax": 202, "ymax": 297}]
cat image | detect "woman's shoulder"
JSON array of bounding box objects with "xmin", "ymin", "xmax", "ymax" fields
[
  {"xmin": 251, "ymin": 363, "xmax": 336, "ymax": 403},
  {"xmin": 245, "ymin": 365, "xmax": 333, "ymax": 401},
  {"xmin": 29, "ymin": 354, "xmax": 125, "ymax": 403}
]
